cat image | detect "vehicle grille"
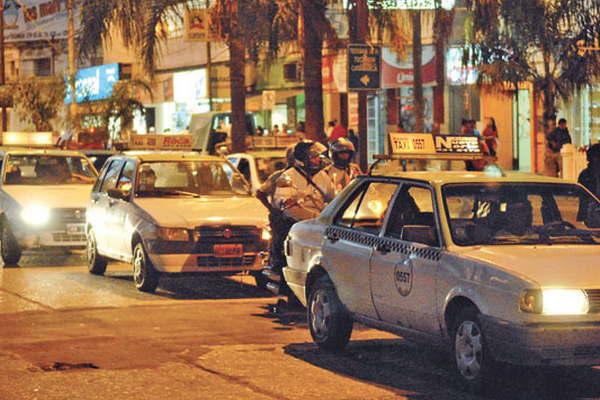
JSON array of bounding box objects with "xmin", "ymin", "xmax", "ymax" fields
[
  {"xmin": 585, "ymin": 289, "xmax": 600, "ymax": 313},
  {"xmin": 53, "ymin": 208, "xmax": 86, "ymax": 223},
  {"xmin": 52, "ymin": 233, "xmax": 86, "ymax": 243},
  {"xmin": 197, "ymin": 255, "xmax": 256, "ymax": 267},
  {"xmin": 194, "ymin": 226, "xmax": 263, "ymax": 253}
]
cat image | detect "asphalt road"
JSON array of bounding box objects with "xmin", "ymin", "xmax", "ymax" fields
[{"xmin": 1, "ymin": 251, "xmax": 600, "ymax": 400}]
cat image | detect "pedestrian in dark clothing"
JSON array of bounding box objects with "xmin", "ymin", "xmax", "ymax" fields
[
  {"xmin": 577, "ymin": 143, "xmax": 600, "ymax": 222},
  {"xmin": 347, "ymin": 129, "xmax": 359, "ymax": 163},
  {"xmin": 545, "ymin": 118, "xmax": 572, "ymax": 176}
]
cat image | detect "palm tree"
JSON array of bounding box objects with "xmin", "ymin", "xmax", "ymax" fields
[
  {"xmin": 433, "ymin": 5, "xmax": 454, "ymax": 128},
  {"xmin": 79, "ymin": 0, "xmax": 281, "ymax": 152}
]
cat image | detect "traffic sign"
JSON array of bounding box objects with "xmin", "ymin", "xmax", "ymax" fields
[{"xmin": 348, "ymin": 44, "xmax": 381, "ymax": 91}]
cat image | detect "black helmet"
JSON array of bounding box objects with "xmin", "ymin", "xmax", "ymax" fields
[
  {"xmin": 330, "ymin": 138, "xmax": 355, "ymax": 168},
  {"xmin": 293, "ymin": 140, "xmax": 328, "ymax": 174},
  {"xmin": 587, "ymin": 143, "xmax": 600, "ymax": 163}
]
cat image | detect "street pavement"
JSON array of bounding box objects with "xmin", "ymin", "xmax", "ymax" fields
[{"xmin": 1, "ymin": 252, "xmax": 600, "ymax": 400}]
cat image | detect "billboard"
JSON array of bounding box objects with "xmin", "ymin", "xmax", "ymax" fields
[
  {"xmin": 3, "ymin": 0, "xmax": 79, "ymax": 43},
  {"xmin": 64, "ymin": 63, "xmax": 122, "ymax": 104}
]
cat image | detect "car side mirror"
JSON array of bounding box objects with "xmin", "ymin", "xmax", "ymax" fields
[{"xmin": 107, "ymin": 188, "xmax": 130, "ymax": 201}]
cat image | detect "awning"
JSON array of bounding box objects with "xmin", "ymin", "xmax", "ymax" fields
[{"xmin": 246, "ymin": 89, "xmax": 303, "ymax": 112}]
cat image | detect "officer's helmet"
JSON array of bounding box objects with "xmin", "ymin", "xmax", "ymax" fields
[
  {"xmin": 293, "ymin": 140, "xmax": 328, "ymax": 173},
  {"xmin": 330, "ymin": 138, "xmax": 355, "ymax": 168}
]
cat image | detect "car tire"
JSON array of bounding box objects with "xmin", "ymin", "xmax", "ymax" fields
[
  {"xmin": 86, "ymin": 229, "xmax": 107, "ymax": 275},
  {"xmin": 308, "ymin": 275, "xmax": 353, "ymax": 352},
  {"xmin": 1, "ymin": 223, "xmax": 22, "ymax": 267},
  {"xmin": 251, "ymin": 271, "xmax": 268, "ymax": 290},
  {"xmin": 450, "ymin": 306, "xmax": 494, "ymax": 392},
  {"xmin": 132, "ymin": 242, "xmax": 159, "ymax": 293}
]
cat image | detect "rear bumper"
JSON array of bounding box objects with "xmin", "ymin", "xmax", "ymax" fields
[
  {"xmin": 481, "ymin": 315, "xmax": 600, "ymax": 366},
  {"xmin": 148, "ymin": 252, "xmax": 268, "ymax": 273}
]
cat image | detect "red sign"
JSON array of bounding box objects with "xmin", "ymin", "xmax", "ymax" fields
[{"xmin": 382, "ymin": 45, "xmax": 436, "ymax": 88}]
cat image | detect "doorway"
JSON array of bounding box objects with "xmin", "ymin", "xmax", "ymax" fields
[{"xmin": 513, "ymin": 89, "xmax": 531, "ymax": 172}]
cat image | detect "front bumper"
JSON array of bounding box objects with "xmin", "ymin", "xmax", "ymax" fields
[
  {"xmin": 148, "ymin": 252, "xmax": 268, "ymax": 274},
  {"xmin": 17, "ymin": 227, "xmax": 86, "ymax": 249},
  {"xmin": 481, "ymin": 315, "xmax": 600, "ymax": 366}
]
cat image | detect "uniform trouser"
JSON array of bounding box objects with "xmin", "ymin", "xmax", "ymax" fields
[
  {"xmin": 544, "ymin": 149, "xmax": 562, "ymax": 177},
  {"xmin": 269, "ymin": 211, "xmax": 297, "ymax": 273}
]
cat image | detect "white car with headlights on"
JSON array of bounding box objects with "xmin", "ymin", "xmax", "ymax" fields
[
  {"xmin": 85, "ymin": 152, "xmax": 270, "ymax": 292},
  {"xmin": 283, "ymin": 171, "xmax": 600, "ymax": 389},
  {"xmin": 0, "ymin": 149, "xmax": 98, "ymax": 266}
]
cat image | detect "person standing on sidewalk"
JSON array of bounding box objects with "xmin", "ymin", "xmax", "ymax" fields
[{"xmin": 545, "ymin": 118, "xmax": 572, "ymax": 177}]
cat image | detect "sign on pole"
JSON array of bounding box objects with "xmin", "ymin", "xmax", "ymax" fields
[
  {"xmin": 184, "ymin": 8, "xmax": 211, "ymax": 41},
  {"xmin": 348, "ymin": 44, "xmax": 381, "ymax": 91},
  {"xmin": 262, "ymin": 90, "xmax": 276, "ymax": 110}
]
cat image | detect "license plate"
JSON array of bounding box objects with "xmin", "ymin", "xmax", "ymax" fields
[
  {"xmin": 213, "ymin": 244, "xmax": 243, "ymax": 258},
  {"xmin": 66, "ymin": 224, "xmax": 84, "ymax": 235}
]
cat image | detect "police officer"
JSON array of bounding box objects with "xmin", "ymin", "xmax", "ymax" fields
[
  {"xmin": 256, "ymin": 147, "xmax": 295, "ymax": 272},
  {"xmin": 324, "ymin": 138, "xmax": 362, "ymax": 195},
  {"xmin": 267, "ymin": 141, "xmax": 334, "ymax": 303}
]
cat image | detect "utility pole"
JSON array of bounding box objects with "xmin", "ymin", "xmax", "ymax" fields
[
  {"xmin": 0, "ymin": 2, "xmax": 7, "ymax": 133},
  {"xmin": 354, "ymin": 0, "xmax": 369, "ymax": 172},
  {"xmin": 67, "ymin": 0, "xmax": 77, "ymax": 126}
]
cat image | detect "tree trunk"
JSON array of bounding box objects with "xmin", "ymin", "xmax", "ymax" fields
[
  {"xmin": 301, "ymin": 0, "xmax": 326, "ymax": 143},
  {"xmin": 229, "ymin": 0, "xmax": 247, "ymax": 153},
  {"xmin": 433, "ymin": 8, "xmax": 453, "ymax": 130},
  {"xmin": 351, "ymin": 0, "xmax": 370, "ymax": 171},
  {"xmin": 412, "ymin": 10, "xmax": 424, "ymax": 132}
]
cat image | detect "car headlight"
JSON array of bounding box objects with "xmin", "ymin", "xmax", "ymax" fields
[
  {"xmin": 21, "ymin": 205, "xmax": 51, "ymax": 226},
  {"xmin": 261, "ymin": 227, "xmax": 272, "ymax": 241},
  {"xmin": 157, "ymin": 227, "xmax": 189, "ymax": 242},
  {"xmin": 520, "ymin": 289, "xmax": 589, "ymax": 315}
]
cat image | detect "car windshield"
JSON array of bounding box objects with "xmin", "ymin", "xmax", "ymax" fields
[
  {"xmin": 3, "ymin": 155, "xmax": 97, "ymax": 185},
  {"xmin": 443, "ymin": 183, "xmax": 600, "ymax": 246},
  {"xmin": 136, "ymin": 160, "xmax": 250, "ymax": 197},
  {"xmin": 255, "ymin": 156, "xmax": 287, "ymax": 182}
]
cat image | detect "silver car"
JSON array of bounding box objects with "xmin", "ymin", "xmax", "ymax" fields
[{"xmin": 284, "ymin": 171, "xmax": 600, "ymax": 389}]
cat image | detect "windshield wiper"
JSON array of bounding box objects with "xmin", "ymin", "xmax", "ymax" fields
[{"xmin": 154, "ymin": 189, "xmax": 200, "ymax": 198}]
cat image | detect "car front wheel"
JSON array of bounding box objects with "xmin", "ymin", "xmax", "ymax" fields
[
  {"xmin": 451, "ymin": 306, "xmax": 493, "ymax": 391},
  {"xmin": 1, "ymin": 223, "xmax": 21, "ymax": 267},
  {"xmin": 308, "ymin": 275, "xmax": 353, "ymax": 352},
  {"xmin": 132, "ymin": 242, "xmax": 159, "ymax": 293},
  {"xmin": 87, "ymin": 229, "xmax": 107, "ymax": 275}
]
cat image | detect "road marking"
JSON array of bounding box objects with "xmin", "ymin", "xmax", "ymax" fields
[{"xmin": 0, "ymin": 287, "xmax": 55, "ymax": 311}]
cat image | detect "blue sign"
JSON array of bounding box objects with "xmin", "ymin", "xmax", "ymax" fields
[
  {"xmin": 348, "ymin": 44, "xmax": 381, "ymax": 91},
  {"xmin": 64, "ymin": 63, "xmax": 121, "ymax": 104}
]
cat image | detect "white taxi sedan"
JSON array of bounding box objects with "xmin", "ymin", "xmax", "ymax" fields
[
  {"xmin": 227, "ymin": 150, "xmax": 287, "ymax": 194},
  {"xmin": 284, "ymin": 171, "xmax": 600, "ymax": 389},
  {"xmin": 86, "ymin": 152, "xmax": 270, "ymax": 292},
  {"xmin": 0, "ymin": 149, "xmax": 97, "ymax": 266}
]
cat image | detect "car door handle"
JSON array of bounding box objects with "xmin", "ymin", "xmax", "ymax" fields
[
  {"xmin": 376, "ymin": 243, "xmax": 391, "ymax": 254},
  {"xmin": 326, "ymin": 233, "xmax": 340, "ymax": 243}
]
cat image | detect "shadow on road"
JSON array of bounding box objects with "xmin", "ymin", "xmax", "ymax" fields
[
  {"xmin": 2, "ymin": 250, "xmax": 86, "ymax": 268},
  {"xmin": 104, "ymin": 272, "xmax": 274, "ymax": 300},
  {"xmin": 284, "ymin": 339, "xmax": 600, "ymax": 400}
]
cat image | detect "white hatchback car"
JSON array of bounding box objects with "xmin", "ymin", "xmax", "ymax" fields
[
  {"xmin": 284, "ymin": 171, "xmax": 600, "ymax": 388},
  {"xmin": 86, "ymin": 152, "xmax": 270, "ymax": 292},
  {"xmin": 0, "ymin": 149, "xmax": 97, "ymax": 266}
]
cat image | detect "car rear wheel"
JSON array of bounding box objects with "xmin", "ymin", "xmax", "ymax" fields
[
  {"xmin": 87, "ymin": 229, "xmax": 107, "ymax": 275},
  {"xmin": 1, "ymin": 224, "xmax": 21, "ymax": 267},
  {"xmin": 308, "ymin": 276, "xmax": 353, "ymax": 352},
  {"xmin": 451, "ymin": 306, "xmax": 493, "ymax": 392},
  {"xmin": 132, "ymin": 242, "xmax": 159, "ymax": 293}
]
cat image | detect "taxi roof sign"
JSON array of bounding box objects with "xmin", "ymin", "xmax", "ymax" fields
[
  {"xmin": 2, "ymin": 131, "xmax": 55, "ymax": 147},
  {"xmin": 128, "ymin": 134, "xmax": 193, "ymax": 151},
  {"xmin": 387, "ymin": 132, "xmax": 483, "ymax": 160}
]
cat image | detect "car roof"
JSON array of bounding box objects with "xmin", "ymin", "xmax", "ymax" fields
[
  {"xmin": 371, "ymin": 170, "xmax": 571, "ymax": 186},
  {"xmin": 121, "ymin": 151, "xmax": 223, "ymax": 162},
  {"xmin": 0, "ymin": 148, "xmax": 88, "ymax": 157},
  {"xmin": 229, "ymin": 150, "xmax": 287, "ymax": 158}
]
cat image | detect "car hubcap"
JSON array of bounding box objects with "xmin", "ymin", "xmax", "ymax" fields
[
  {"xmin": 310, "ymin": 290, "xmax": 332, "ymax": 340},
  {"xmin": 133, "ymin": 248, "xmax": 144, "ymax": 285},
  {"xmin": 455, "ymin": 320, "xmax": 483, "ymax": 380}
]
